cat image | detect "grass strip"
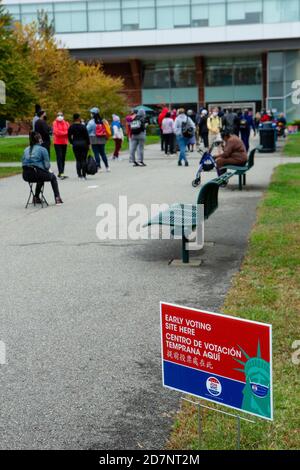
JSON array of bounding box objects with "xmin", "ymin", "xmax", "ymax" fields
[
  {"xmin": 0, "ymin": 166, "xmax": 22, "ymax": 179},
  {"xmin": 0, "ymin": 135, "xmax": 160, "ymax": 162},
  {"xmin": 283, "ymin": 132, "xmax": 300, "ymax": 157}
]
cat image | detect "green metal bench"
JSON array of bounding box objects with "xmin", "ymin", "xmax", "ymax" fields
[
  {"xmin": 144, "ymin": 173, "xmax": 234, "ymax": 263},
  {"xmin": 221, "ymin": 148, "xmax": 256, "ymax": 191}
]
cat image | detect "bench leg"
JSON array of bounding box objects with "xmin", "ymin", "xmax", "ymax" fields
[
  {"xmin": 243, "ymin": 174, "xmax": 246, "ymax": 186},
  {"xmin": 182, "ymin": 234, "xmax": 189, "ymax": 264},
  {"xmin": 239, "ymin": 175, "xmax": 242, "ymax": 191}
]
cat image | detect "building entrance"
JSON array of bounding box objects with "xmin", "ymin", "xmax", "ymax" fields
[{"xmin": 208, "ymin": 102, "xmax": 257, "ymax": 114}]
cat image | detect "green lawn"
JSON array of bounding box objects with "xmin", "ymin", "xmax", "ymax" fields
[
  {"xmin": 283, "ymin": 132, "xmax": 300, "ymax": 157},
  {"xmin": 167, "ymin": 163, "xmax": 300, "ymax": 450},
  {"xmin": 0, "ymin": 166, "xmax": 22, "ymax": 178},
  {"xmin": 0, "ymin": 135, "xmax": 160, "ymax": 163}
]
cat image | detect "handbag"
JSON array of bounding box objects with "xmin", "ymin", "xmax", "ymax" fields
[{"xmin": 86, "ymin": 154, "xmax": 97, "ymax": 175}]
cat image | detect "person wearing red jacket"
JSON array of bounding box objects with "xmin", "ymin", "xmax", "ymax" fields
[
  {"xmin": 53, "ymin": 112, "xmax": 70, "ymax": 179},
  {"xmin": 158, "ymin": 106, "xmax": 169, "ymax": 152}
]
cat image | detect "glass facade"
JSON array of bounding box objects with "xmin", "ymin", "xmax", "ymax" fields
[
  {"xmin": 5, "ymin": 0, "xmax": 300, "ymax": 33},
  {"xmin": 142, "ymin": 59, "xmax": 197, "ymax": 104},
  {"xmin": 205, "ymin": 56, "xmax": 263, "ymax": 103},
  {"xmin": 267, "ymin": 51, "xmax": 300, "ymax": 121},
  {"xmin": 143, "ymin": 60, "xmax": 196, "ymax": 89}
]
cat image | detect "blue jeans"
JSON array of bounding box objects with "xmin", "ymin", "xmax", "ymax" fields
[
  {"xmin": 92, "ymin": 144, "xmax": 109, "ymax": 168},
  {"xmin": 240, "ymin": 130, "xmax": 250, "ymax": 152},
  {"xmin": 177, "ymin": 136, "xmax": 189, "ymax": 163}
]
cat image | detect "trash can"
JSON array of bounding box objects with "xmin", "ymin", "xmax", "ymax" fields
[{"xmin": 258, "ymin": 122, "xmax": 277, "ymax": 153}]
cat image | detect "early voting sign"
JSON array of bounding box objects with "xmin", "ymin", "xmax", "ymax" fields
[{"xmin": 161, "ymin": 302, "xmax": 273, "ymax": 420}]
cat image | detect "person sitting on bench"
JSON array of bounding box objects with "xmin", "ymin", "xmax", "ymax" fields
[
  {"xmin": 214, "ymin": 131, "xmax": 248, "ymax": 186},
  {"xmin": 216, "ymin": 131, "xmax": 248, "ymax": 168},
  {"xmin": 22, "ymin": 131, "xmax": 63, "ymax": 205}
]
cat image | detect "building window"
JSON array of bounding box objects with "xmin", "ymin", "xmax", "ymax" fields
[
  {"xmin": 87, "ymin": 1, "xmax": 121, "ymax": 32},
  {"xmin": 263, "ymin": 0, "xmax": 300, "ymax": 23},
  {"xmin": 205, "ymin": 56, "xmax": 262, "ymax": 87},
  {"xmin": 4, "ymin": 0, "xmax": 300, "ymax": 33},
  {"xmin": 122, "ymin": 0, "xmax": 155, "ymax": 30},
  {"xmin": 268, "ymin": 50, "xmax": 300, "ymax": 121},
  {"xmin": 143, "ymin": 59, "xmax": 196, "ymax": 89},
  {"xmin": 54, "ymin": 2, "xmax": 87, "ymax": 33},
  {"xmin": 20, "ymin": 3, "xmax": 54, "ymax": 25},
  {"xmin": 227, "ymin": 0, "xmax": 263, "ymax": 25}
]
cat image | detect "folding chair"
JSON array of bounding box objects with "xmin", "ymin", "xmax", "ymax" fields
[{"xmin": 23, "ymin": 166, "xmax": 49, "ymax": 209}]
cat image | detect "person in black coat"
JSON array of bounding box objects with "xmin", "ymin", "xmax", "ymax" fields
[
  {"xmin": 198, "ymin": 109, "xmax": 209, "ymax": 148},
  {"xmin": 34, "ymin": 110, "xmax": 51, "ymax": 156},
  {"xmin": 68, "ymin": 114, "xmax": 90, "ymax": 179}
]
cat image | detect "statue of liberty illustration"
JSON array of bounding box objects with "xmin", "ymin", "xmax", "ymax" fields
[{"xmin": 234, "ymin": 340, "xmax": 271, "ymax": 418}]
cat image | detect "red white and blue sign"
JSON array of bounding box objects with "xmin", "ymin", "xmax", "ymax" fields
[{"xmin": 160, "ymin": 302, "xmax": 273, "ymax": 420}]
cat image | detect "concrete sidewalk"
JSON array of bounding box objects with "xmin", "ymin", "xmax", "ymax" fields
[{"xmin": 0, "ymin": 141, "xmax": 297, "ymax": 449}]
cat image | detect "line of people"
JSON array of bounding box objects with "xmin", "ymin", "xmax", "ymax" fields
[
  {"xmin": 32, "ymin": 106, "xmax": 126, "ymax": 180},
  {"xmin": 157, "ymin": 105, "xmax": 287, "ymax": 162},
  {"xmin": 23, "ymin": 106, "xmax": 127, "ymax": 204}
]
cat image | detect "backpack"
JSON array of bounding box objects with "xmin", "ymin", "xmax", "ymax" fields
[
  {"xmin": 95, "ymin": 122, "xmax": 108, "ymax": 138},
  {"xmin": 130, "ymin": 118, "xmax": 145, "ymax": 135},
  {"xmin": 182, "ymin": 117, "xmax": 194, "ymax": 138},
  {"xmin": 240, "ymin": 118, "xmax": 249, "ymax": 130},
  {"xmin": 86, "ymin": 154, "xmax": 97, "ymax": 175}
]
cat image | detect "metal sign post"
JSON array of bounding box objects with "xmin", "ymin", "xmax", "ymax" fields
[{"xmin": 182, "ymin": 397, "xmax": 255, "ymax": 450}]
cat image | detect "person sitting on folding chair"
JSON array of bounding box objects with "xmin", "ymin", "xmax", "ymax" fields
[{"xmin": 22, "ymin": 131, "xmax": 63, "ymax": 205}]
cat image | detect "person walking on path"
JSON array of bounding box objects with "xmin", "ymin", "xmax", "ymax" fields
[
  {"xmin": 207, "ymin": 107, "xmax": 222, "ymax": 148},
  {"xmin": 129, "ymin": 109, "xmax": 147, "ymax": 167},
  {"xmin": 53, "ymin": 111, "xmax": 70, "ymax": 179},
  {"xmin": 22, "ymin": 131, "xmax": 63, "ymax": 205},
  {"xmin": 161, "ymin": 112, "xmax": 175, "ymax": 155},
  {"xmin": 68, "ymin": 113, "xmax": 90, "ymax": 179},
  {"xmin": 174, "ymin": 108, "xmax": 195, "ymax": 167},
  {"xmin": 239, "ymin": 109, "xmax": 256, "ymax": 152},
  {"xmin": 34, "ymin": 110, "xmax": 51, "ymax": 157},
  {"xmin": 87, "ymin": 107, "xmax": 110, "ymax": 172},
  {"xmin": 111, "ymin": 114, "xmax": 124, "ymax": 160}
]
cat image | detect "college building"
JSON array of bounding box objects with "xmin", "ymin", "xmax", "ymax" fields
[{"xmin": 4, "ymin": 0, "xmax": 300, "ymax": 120}]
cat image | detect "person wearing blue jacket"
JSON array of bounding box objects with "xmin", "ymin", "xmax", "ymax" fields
[
  {"xmin": 86, "ymin": 106, "xmax": 110, "ymax": 172},
  {"xmin": 22, "ymin": 131, "xmax": 63, "ymax": 205},
  {"xmin": 239, "ymin": 109, "xmax": 256, "ymax": 152}
]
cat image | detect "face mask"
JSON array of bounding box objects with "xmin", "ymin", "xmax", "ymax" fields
[
  {"xmin": 213, "ymin": 112, "xmax": 218, "ymax": 117},
  {"xmin": 57, "ymin": 116, "xmax": 64, "ymax": 121},
  {"xmin": 91, "ymin": 114, "xmax": 94, "ymax": 118},
  {"xmin": 250, "ymin": 382, "xmax": 269, "ymax": 398}
]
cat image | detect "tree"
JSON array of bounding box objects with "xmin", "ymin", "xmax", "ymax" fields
[
  {"xmin": 15, "ymin": 11, "xmax": 127, "ymax": 122},
  {"xmin": 75, "ymin": 62, "xmax": 127, "ymax": 120},
  {"xmin": 14, "ymin": 13, "xmax": 80, "ymax": 121},
  {"xmin": 0, "ymin": 3, "xmax": 37, "ymax": 120}
]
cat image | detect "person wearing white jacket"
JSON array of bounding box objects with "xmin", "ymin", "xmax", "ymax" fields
[{"xmin": 174, "ymin": 108, "xmax": 195, "ymax": 166}]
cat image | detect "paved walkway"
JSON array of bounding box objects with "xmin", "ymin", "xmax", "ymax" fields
[{"xmin": 0, "ymin": 139, "xmax": 298, "ymax": 449}]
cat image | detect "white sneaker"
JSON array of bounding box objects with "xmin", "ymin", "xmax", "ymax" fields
[{"xmin": 106, "ymin": 167, "xmax": 111, "ymax": 172}]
